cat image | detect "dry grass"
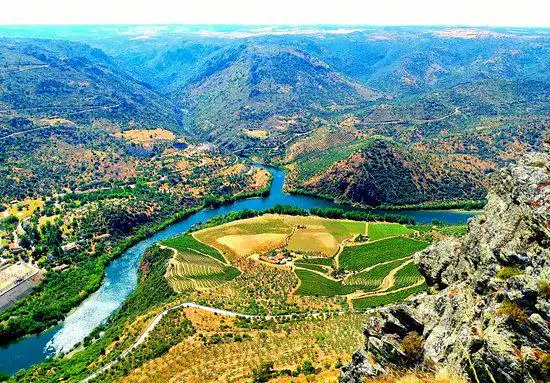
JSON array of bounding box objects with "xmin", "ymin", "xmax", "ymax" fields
[
  {"xmin": 283, "ymin": 215, "xmax": 365, "ymax": 256},
  {"xmin": 193, "ymin": 215, "xmax": 292, "ymax": 260},
  {"xmin": 113, "ymin": 128, "xmax": 176, "ymax": 146},
  {"xmin": 120, "ymin": 313, "xmax": 366, "ymax": 383},
  {"xmin": 216, "ymin": 233, "xmax": 289, "ymax": 259},
  {"xmin": 243, "ymin": 129, "xmax": 269, "ymax": 139}
]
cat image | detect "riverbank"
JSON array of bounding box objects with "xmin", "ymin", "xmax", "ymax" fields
[
  {"xmin": 0, "ymin": 172, "xmax": 273, "ymax": 348},
  {"xmin": 286, "ymin": 187, "xmax": 486, "ymax": 212},
  {"xmin": 0, "ymin": 166, "xmax": 479, "ymax": 376}
]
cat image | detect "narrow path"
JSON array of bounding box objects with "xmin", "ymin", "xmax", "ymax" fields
[
  {"xmin": 361, "ymin": 107, "xmax": 462, "ymax": 126},
  {"xmin": 0, "ymin": 64, "xmax": 50, "ymax": 75},
  {"xmin": 0, "ymin": 104, "xmax": 120, "ymax": 140},
  {"xmin": 81, "ymin": 302, "xmax": 383, "ymax": 382},
  {"xmin": 376, "ymin": 258, "xmax": 413, "ymax": 292}
]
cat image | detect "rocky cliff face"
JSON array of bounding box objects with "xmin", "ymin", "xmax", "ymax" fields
[{"xmin": 341, "ymin": 152, "xmax": 549, "ymax": 383}]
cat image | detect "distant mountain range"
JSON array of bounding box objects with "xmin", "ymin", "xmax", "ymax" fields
[{"xmin": 0, "ymin": 26, "xmax": 548, "ymax": 205}]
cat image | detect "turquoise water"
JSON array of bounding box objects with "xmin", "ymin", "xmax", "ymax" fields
[{"xmin": 0, "ymin": 166, "xmax": 478, "ymax": 375}]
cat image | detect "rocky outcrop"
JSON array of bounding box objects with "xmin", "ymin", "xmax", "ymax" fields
[{"xmin": 341, "ymin": 152, "xmax": 549, "ymax": 383}]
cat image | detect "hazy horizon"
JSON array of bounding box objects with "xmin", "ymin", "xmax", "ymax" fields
[{"xmin": 1, "ymin": 0, "xmax": 549, "ymax": 27}]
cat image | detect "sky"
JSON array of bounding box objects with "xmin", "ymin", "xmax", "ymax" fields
[{"xmin": 0, "ymin": 0, "xmax": 548, "ymax": 27}]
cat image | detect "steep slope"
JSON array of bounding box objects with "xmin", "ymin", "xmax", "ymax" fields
[
  {"xmin": 0, "ymin": 38, "xmax": 180, "ymax": 134},
  {"xmin": 290, "ymin": 138, "xmax": 490, "ymax": 205},
  {"xmin": 341, "ymin": 151, "xmax": 550, "ymax": 383},
  {"xmin": 178, "ymin": 44, "xmax": 379, "ymax": 149}
]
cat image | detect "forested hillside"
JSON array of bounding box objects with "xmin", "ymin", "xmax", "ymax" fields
[{"xmin": 1, "ymin": 26, "xmax": 548, "ymax": 206}]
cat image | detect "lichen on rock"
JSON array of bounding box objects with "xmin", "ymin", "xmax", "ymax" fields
[{"xmin": 341, "ymin": 152, "xmax": 549, "ymax": 383}]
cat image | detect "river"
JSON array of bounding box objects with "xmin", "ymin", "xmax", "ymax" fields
[{"xmin": 0, "ymin": 166, "xmax": 479, "ymax": 375}]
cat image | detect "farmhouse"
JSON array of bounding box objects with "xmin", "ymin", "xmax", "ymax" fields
[
  {"xmin": 267, "ymin": 252, "xmax": 291, "ymax": 265},
  {"xmin": 62, "ymin": 242, "xmax": 79, "ymax": 254}
]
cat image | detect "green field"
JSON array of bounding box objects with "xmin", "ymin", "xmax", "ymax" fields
[
  {"xmin": 389, "ymin": 262, "xmax": 423, "ymax": 291},
  {"xmin": 295, "ymin": 257, "xmax": 334, "ymax": 266},
  {"xmin": 163, "ymin": 234, "xmax": 228, "ymax": 264},
  {"xmin": 351, "ymin": 283, "xmax": 427, "ymax": 310},
  {"xmin": 294, "ymin": 269, "xmax": 357, "ymax": 297},
  {"xmin": 344, "ymin": 259, "xmax": 406, "ymax": 290},
  {"xmin": 162, "ymin": 235, "xmax": 240, "ymax": 292},
  {"xmin": 293, "ymin": 262, "xmax": 330, "ymax": 274},
  {"xmin": 367, "ymin": 222, "xmax": 414, "ymax": 241},
  {"xmin": 339, "ymin": 237, "xmax": 428, "ymax": 271}
]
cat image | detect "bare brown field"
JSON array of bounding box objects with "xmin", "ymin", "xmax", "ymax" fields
[
  {"xmin": 242, "ymin": 129, "xmax": 269, "ymax": 139},
  {"xmin": 113, "ymin": 128, "xmax": 176, "ymax": 146},
  {"xmin": 193, "ymin": 215, "xmax": 292, "ymax": 260},
  {"xmin": 216, "ymin": 233, "xmax": 289, "ymax": 259}
]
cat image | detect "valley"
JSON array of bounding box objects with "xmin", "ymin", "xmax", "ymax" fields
[{"xmin": 0, "ymin": 24, "xmax": 547, "ymax": 383}]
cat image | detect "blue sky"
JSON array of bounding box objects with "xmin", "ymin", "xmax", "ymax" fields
[{"xmin": 0, "ymin": 0, "xmax": 548, "ymax": 27}]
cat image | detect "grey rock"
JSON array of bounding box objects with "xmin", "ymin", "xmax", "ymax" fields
[{"xmin": 341, "ymin": 152, "xmax": 550, "ymax": 383}]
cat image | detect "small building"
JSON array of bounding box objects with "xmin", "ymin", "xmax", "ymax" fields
[
  {"xmin": 53, "ymin": 264, "xmax": 70, "ymax": 272},
  {"xmin": 61, "ymin": 242, "xmax": 79, "ymax": 254},
  {"xmin": 9, "ymin": 243, "xmax": 23, "ymax": 254},
  {"xmin": 269, "ymin": 253, "xmax": 291, "ymax": 265}
]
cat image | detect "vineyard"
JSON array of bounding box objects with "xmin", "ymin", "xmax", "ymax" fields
[
  {"xmin": 338, "ymin": 237, "xmax": 428, "ymax": 271},
  {"xmin": 343, "ymin": 259, "xmax": 405, "ymax": 289},
  {"xmin": 164, "ymin": 215, "xmax": 433, "ymax": 310},
  {"xmin": 367, "ymin": 222, "xmax": 414, "ymax": 241},
  {"xmin": 162, "ymin": 235, "xmax": 240, "ymax": 292},
  {"xmin": 292, "ymin": 224, "xmax": 429, "ymax": 309}
]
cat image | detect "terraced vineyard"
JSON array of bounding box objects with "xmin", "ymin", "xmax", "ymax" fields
[
  {"xmin": 367, "ymin": 222, "xmax": 414, "ymax": 241},
  {"xmin": 294, "ymin": 269, "xmax": 357, "ymax": 297},
  {"xmin": 162, "ymin": 235, "xmax": 240, "ymax": 292},
  {"xmin": 343, "ymin": 259, "xmax": 405, "ymax": 290},
  {"xmin": 351, "ymin": 283, "xmax": 428, "ymax": 310},
  {"xmin": 164, "ymin": 214, "xmax": 432, "ymax": 309},
  {"xmin": 292, "ymin": 224, "xmax": 429, "ymax": 308},
  {"xmin": 339, "ymin": 237, "xmax": 428, "ymax": 271},
  {"xmin": 388, "ymin": 261, "xmax": 424, "ymax": 291}
]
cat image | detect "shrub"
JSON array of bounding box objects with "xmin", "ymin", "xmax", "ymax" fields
[
  {"xmin": 252, "ymin": 361, "xmax": 275, "ymax": 383},
  {"xmin": 538, "ymin": 280, "xmax": 550, "ymax": 299},
  {"xmin": 497, "ymin": 301, "xmax": 528, "ymax": 322},
  {"xmin": 538, "ymin": 351, "xmax": 550, "ymax": 377},
  {"xmin": 495, "ymin": 267, "xmax": 523, "ymax": 280},
  {"xmin": 400, "ymin": 331, "xmax": 424, "ymax": 362}
]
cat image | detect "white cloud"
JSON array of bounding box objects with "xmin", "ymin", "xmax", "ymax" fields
[{"xmin": 0, "ymin": 0, "xmax": 548, "ymax": 27}]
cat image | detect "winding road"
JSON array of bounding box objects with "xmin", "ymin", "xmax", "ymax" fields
[{"xmin": 81, "ymin": 302, "xmax": 373, "ymax": 382}]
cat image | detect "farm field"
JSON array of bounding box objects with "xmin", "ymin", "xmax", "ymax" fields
[
  {"xmin": 165, "ymin": 214, "xmax": 431, "ymax": 310},
  {"xmin": 162, "ymin": 235, "xmax": 240, "ymax": 293},
  {"xmin": 367, "ymin": 222, "xmax": 414, "ymax": 241},
  {"xmin": 338, "ymin": 237, "xmax": 429, "ymax": 271},
  {"xmin": 193, "ymin": 214, "xmax": 292, "ymax": 260},
  {"xmin": 283, "ymin": 215, "xmax": 366, "ymax": 256}
]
